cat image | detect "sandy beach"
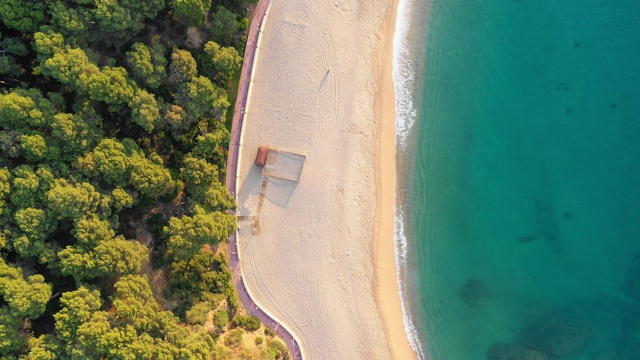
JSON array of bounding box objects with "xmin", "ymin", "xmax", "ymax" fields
[{"xmin": 234, "ymin": 0, "xmax": 416, "ymax": 358}]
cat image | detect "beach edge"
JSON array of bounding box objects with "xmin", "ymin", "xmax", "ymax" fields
[{"xmin": 373, "ymin": 0, "xmax": 419, "ymax": 359}]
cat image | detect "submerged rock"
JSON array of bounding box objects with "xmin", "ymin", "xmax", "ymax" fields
[
  {"xmin": 516, "ymin": 312, "xmax": 589, "ymax": 358},
  {"xmin": 619, "ymin": 304, "xmax": 640, "ymax": 359},
  {"xmin": 487, "ymin": 342, "xmax": 549, "ymax": 360},
  {"xmin": 589, "ymin": 349, "xmax": 618, "ymax": 360},
  {"xmin": 517, "ymin": 234, "xmax": 539, "ymax": 243},
  {"xmin": 458, "ymin": 278, "xmax": 490, "ymax": 308},
  {"xmin": 534, "ymin": 199, "xmax": 563, "ymax": 253},
  {"xmin": 622, "ymin": 253, "xmax": 640, "ymax": 300}
]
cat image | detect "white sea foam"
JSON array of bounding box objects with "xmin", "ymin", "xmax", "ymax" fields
[
  {"xmin": 393, "ymin": 0, "xmax": 419, "ymax": 148},
  {"xmin": 394, "ymin": 207, "xmax": 427, "ymax": 359},
  {"xmin": 393, "ymin": 0, "xmax": 428, "ymax": 358}
]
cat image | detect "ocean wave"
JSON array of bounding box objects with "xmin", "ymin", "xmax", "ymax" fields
[
  {"xmin": 393, "ymin": 0, "xmax": 419, "ymax": 149},
  {"xmin": 394, "ymin": 206, "xmax": 427, "ymax": 359},
  {"xmin": 393, "ymin": 0, "xmax": 428, "ymax": 358}
]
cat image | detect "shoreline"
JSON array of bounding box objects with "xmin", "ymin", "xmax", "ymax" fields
[
  {"xmin": 389, "ymin": 0, "xmax": 434, "ymax": 357},
  {"xmin": 372, "ymin": 0, "xmax": 419, "ymax": 359}
]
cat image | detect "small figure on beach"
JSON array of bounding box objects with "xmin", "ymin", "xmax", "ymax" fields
[{"xmin": 326, "ymin": 68, "xmax": 330, "ymax": 73}]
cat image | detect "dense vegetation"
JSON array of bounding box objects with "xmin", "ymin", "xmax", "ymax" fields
[{"xmin": 0, "ymin": 0, "xmax": 288, "ymax": 358}]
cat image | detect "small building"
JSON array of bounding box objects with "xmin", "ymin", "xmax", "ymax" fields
[
  {"xmin": 254, "ymin": 146, "xmax": 306, "ymax": 182},
  {"xmin": 255, "ymin": 146, "xmax": 270, "ymax": 167}
]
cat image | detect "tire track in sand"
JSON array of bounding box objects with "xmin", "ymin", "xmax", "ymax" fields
[{"xmin": 274, "ymin": 0, "xmax": 343, "ymax": 356}]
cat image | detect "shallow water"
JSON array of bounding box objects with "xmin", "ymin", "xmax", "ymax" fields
[{"xmin": 400, "ymin": 0, "xmax": 640, "ymax": 359}]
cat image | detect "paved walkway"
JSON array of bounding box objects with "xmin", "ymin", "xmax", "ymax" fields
[{"xmin": 225, "ymin": 1, "xmax": 303, "ymax": 359}]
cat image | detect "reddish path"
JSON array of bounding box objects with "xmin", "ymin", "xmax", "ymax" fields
[{"xmin": 225, "ymin": 1, "xmax": 303, "ymax": 359}]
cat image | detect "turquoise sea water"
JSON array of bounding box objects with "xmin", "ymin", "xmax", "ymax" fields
[{"xmin": 402, "ymin": 0, "xmax": 640, "ymax": 359}]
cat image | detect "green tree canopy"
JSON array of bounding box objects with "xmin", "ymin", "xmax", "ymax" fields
[
  {"xmin": 129, "ymin": 88, "xmax": 161, "ymax": 132},
  {"xmin": 178, "ymin": 75, "xmax": 229, "ymax": 120},
  {"xmin": 111, "ymin": 187, "xmax": 135, "ymax": 211},
  {"xmin": 169, "ymin": 252, "xmax": 233, "ymax": 301},
  {"xmin": 0, "ymin": 33, "xmax": 28, "ymax": 77},
  {"xmin": 20, "ymin": 134, "xmax": 48, "ymax": 161},
  {"xmin": 77, "ymin": 138, "xmax": 174, "ymax": 197},
  {"xmin": 0, "ymin": 307, "xmax": 23, "ymax": 354},
  {"xmin": 0, "ymin": 0, "xmax": 262, "ymax": 356},
  {"xmin": 91, "ymin": 0, "xmax": 166, "ymax": 45},
  {"xmin": 0, "ymin": 0, "xmax": 45, "ymax": 32},
  {"xmin": 0, "ymin": 91, "xmax": 51, "ymax": 130},
  {"xmin": 54, "ymin": 287, "xmax": 102, "ymax": 343},
  {"xmin": 204, "ymin": 41, "xmax": 242, "ymax": 79},
  {"xmin": 72, "ymin": 214, "xmax": 115, "ymax": 247},
  {"xmin": 49, "ymin": 112, "xmax": 94, "ymax": 156},
  {"xmin": 181, "ymin": 155, "xmax": 218, "ymax": 195},
  {"xmin": 165, "ymin": 207, "xmax": 235, "ymax": 262},
  {"xmin": 129, "ymin": 157, "xmax": 174, "ymax": 197},
  {"xmin": 58, "ymin": 235, "xmax": 148, "ymax": 281},
  {"xmin": 126, "ymin": 43, "xmax": 167, "ymax": 89},
  {"xmin": 0, "ymin": 129, "xmax": 21, "ymax": 159},
  {"xmin": 58, "ymin": 214, "xmax": 148, "ymax": 281},
  {"xmin": 32, "ymin": 31, "xmax": 64, "ymax": 59},
  {"xmin": 192, "ymin": 130, "xmax": 230, "ymax": 162},
  {"xmin": 39, "ymin": 47, "xmax": 98, "ymax": 93},
  {"xmin": 25, "ymin": 334, "xmax": 61, "ymax": 360},
  {"xmin": 10, "ymin": 165, "xmax": 42, "ymax": 209},
  {"xmin": 14, "ymin": 208, "xmax": 51, "ymax": 242},
  {"xmin": 164, "ymin": 104, "xmax": 187, "ymax": 130},
  {"xmin": 197, "ymin": 180, "xmax": 235, "ymax": 213},
  {"xmin": 47, "ymin": 0, "xmax": 89, "ymax": 40},
  {"xmin": 95, "ymin": 237, "xmax": 148, "ymax": 274},
  {"xmin": 209, "ymin": 6, "xmax": 239, "ymax": 45},
  {"xmin": 172, "ymin": 0, "xmax": 211, "ymax": 28},
  {"xmin": 169, "ymin": 48, "xmax": 198, "ymax": 85},
  {"xmin": 77, "ymin": 138, "xmax": 130, "ymax": 185},
  {"xmin": 87, "ymin": 66, "xmax": 136, "ymax": 111},
  {"xmin": 46, "ymin": 180, "xmax": 101, "ymax": 220},
  {"xmin": 0, "ymin": 258, "xmax": 52, "ymax": 318},
  {"xmin": 57, "ymin": 275, "xmax": 213, "ymax": 359},
  {"xmin": 0, "ymin": 168, "xmax": 10, "ymax": 217},
  {"xmin": 12, "ymin": 207, "xmax": 56, "ymax": 257}
]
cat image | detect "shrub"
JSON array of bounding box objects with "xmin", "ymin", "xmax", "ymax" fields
[
  {"xmin": 261, "ymin": 347, "xmax": 278, "ymax": 360},
  {"xmin": 227, "ymin": 292, "xmax": 240, "ymax": 315},
  {"xmin": 213, "ymin": 309, "xmax": 229, "ymax": 329},
  {"xmin": 211, "ymin": 344, "xmax": 230, "ymax": 360},
  {"xmin": 267, "ymin": 340, "xmax": 290, "ymax": 360},
  {"xmin": 232, "ymin": 314, "xmax": 261, "ymax": 331},
  {"xmin": 224, "ymin": 328, "xmax": 244, "ymax": 347},
  {"xmin": 186, "ymin": 301, "xmax": 213, "ymax": 325}
]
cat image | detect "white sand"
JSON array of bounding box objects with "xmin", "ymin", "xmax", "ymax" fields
[{"xmin": 236, "ymin": 0, "xmax": 415, "ymax": 358}]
